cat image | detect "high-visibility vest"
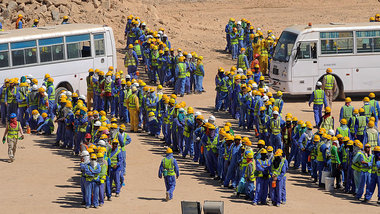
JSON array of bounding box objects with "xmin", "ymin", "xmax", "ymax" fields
[
  {"xmin": 363, "ymin": 104, "xmax": 372, "ymax": 118},
  {"xmin": 240, "ymin": 148, "xmax": 253, "ymax": 170},
  {"xmin": 366, "ymin": 128, "xmax": 379, "ymax": 149},
  {"xmin": 260, "ymin": 40, "xmax": 268, "ymax": 57},
  {"xmin": 255, "ymin": 159, "xmax": 269, "ymax": 177},
  {"xmin": 349, "ymin": 116, "xmax": 356, "ymax": 133},
  {"xmin": 245, "ymin": 161, "xmax": 256, "ymax": 182},
  {"xmin": 219, "ymin": 77, "xmax": 228, "ymax": 92},
  {"xmin": 125, "ymin": 52, "xmax": 136, "ymax": 67},
  {"xmin": 7, "ymin": 122, "xmax": 19, "ymax": 139},
  {"xmin": 7, "ymin": 88, "xmax": 16, "ymax": 103},
  {"xmin": 313, "ymin": 89, "xmax": 324, "ymax": 105},
  {"xmin": 271, "ymin": 158, "xmax": 286, "ymax": 177},
  {"xmin": 163, "ymin": 157, "xmax": 175, "ymax": 176},
  {"xmin": 183, "ymin": 118, "xmax": 193, "ymax": 138},
  {"xmin": 361, "ymin": 154, "xmax": 373, "ymax": 172},
  {"xmin": 342, "ymin": 148, "xmax": 348, "ymax": 163},
  {"xmin": 86, "ymin": 76, "xmax": 94, "ymax": 92},
  {"xmin": 39, "ymin": 95, "xmax": 48, "ymax": 110},
  {"xmin": 178, "ymin": 63, "xmax": 186, "ymax": 78},
  {"xmin": 121, "ymin": 133, "xmax": 129, "ymax": 151},
  {"xmin": 85, "ymin": 164, "xmax": 100, "ymax": 182},
  {"xmin": 330, "ymin": 145, "xmax": 339, "ymax": 164},
  {"xmin": 48, "ymin": 85, "xmax": 55, "ymax": 101},
  {"xmin": 369, "ymin": 99, "xmax": 379, "ymax": 116},
  {"xmin": 206, "ymin": 135, "xmax": 219, "ymax": 153},
  {"xmin": 259, "ymin": 116, "xmax": 268, "ymax": 133},
  {"xmin": 109, "ymin": 149, "xmax": 120, "ymax": 168},
  {"xmin": 357, "ymin": 116, "xmax": 367, "ymax": 135},
  {"xmin": 316, "ymin": 142, "xmax": 324, "ymax": 162},
  {"xmin": 194, "ymin": 63, "xmax": 204, "ymax": 76},
  {"xmin": 371, "ymin": 157, "xmax": 379, "ymax": 176},
  {"xmin": 342, "ymin": 105, "xmax": 353, "ymax": 121},
  {"xmin": 134, "ymin": 44, "xmax": 142, "ymax": 56},
  {"xmin": 128, "ymin": 94, "xmax": 138, "ymax": 109},
  {"xmin": 104, "ymin": 81, "xmax": 112, "ymax": 93},
  {"xmin": 18, "ymin": 88, "xmax": 28, "ymax": 107},
  {"xmin": 321, "ymin": 115, "xmax": 333, "ymax": 131},
  {"xmin": 238, "ymin": 29, "xmax": 244, "ymax": 41},
  {"xmin": 351, "ymin": 151, "xmax": 363, "ymax": 171},
  {"xmin": 238, "ymin": 54, "xmax": 247, "ymax": 70},
  {"xmin": 324, "ymin": 74, "xmax": 335, "ymax": 90},
  {"xmin": 270, "ymin": 118, "xmax": 281, "ymax": 135},
  {"xmin": 310, "ymin": 143, "xmax": 317, "ymax": 160},
  {"xmin": 151, "ymin": 52, "xmax": 159, "ymax": 66},
  {"xmin": 0, "ymin": 87, "xmax": 6, "ymax": 102},
  {"xmin": 230, "ymin": 32, "xmax": 238, "ymax": 45},
  {"xmin": 274, "ymin": 98, "xmax": 283, "ymax": 111},
  {"xmin": 337, "ymin": 127, "xmax": 349, "ymax": 138}
]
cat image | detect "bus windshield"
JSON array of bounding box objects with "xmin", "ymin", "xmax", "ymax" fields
[{"xmin": 273, "ymin": 31, "xmax": 298, "ymax": 62}]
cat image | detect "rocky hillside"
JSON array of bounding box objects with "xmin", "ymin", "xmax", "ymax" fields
[{"xmin": 0, "ymin": 0, "xmax": 163, "ymax": 47}]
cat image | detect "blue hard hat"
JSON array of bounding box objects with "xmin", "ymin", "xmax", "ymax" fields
[{"xmin": 10, "ymin": 113, "xmax": 17, "ymax": 119}]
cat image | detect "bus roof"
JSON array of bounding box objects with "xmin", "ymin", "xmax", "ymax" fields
[
  {"xmin": 0, "ymin": 24, "xmax": 110, "ymax": 43},
  {"xmin": 284, "ymin": 22, "xmax": 380, "ymax": 35}
]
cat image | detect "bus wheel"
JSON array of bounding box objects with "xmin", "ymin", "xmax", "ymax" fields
[{"xmin": 333, "ymin": 82, "xmax": 344, "ymax": 101}]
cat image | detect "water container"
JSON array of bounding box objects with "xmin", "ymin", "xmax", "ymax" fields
[
  {"xmin": 325, "ymin": 177, "xmax": 335, "ymax": 191},
  {"xmin": 321, "ymin": 171, "xmax": 331, "ymax": 184}
]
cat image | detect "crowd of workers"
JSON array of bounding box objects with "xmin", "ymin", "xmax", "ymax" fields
[
  {"xmin": 369, "ymin": 14, "xmax": 380, "ymax": 22},
  {"xmin": 224, "ymin": 18, "xmax": 276, "ymax": 76},
  {"xmin": 0, "ymin": 14, "xmax": 70, "ymax": 31},
  {"xmin": 123, "ymin": 15, "xmax": 205, "ymax": 96}
]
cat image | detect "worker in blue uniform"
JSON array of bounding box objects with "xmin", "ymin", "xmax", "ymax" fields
[
  {"xmin": 158, "ymin": 148, "xmax": 179, "ymax": 201},
  {"xmin": 308, "ymin": 81, "xmax": 327, "ymax": 127}
]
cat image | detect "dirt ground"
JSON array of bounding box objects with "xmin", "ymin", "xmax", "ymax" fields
[{"xmin": 1, "ymin": 0, "xmax": 380, "ymax": 213}]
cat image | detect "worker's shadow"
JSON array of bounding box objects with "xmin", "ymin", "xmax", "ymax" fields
[{"xmin": 137, "ymin": 196, "xmax": 166, "ymax": 202}]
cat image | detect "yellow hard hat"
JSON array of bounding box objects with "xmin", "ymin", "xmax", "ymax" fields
[
  {"xmin": 260, "ymin": 106, "xmax": 266, "ymax": 111},
  {"xmin": 260, "ymin": 76, "xmax": 265, "ymax": 81},
  {"xmin": 34, "ymin": 19, "xmax": 39, "ymax": 23},
  {"xmin": 368, "ymin": 121, "xmax": 375, "ymax": 128},
  {"xmin": 326, "ymin": 68, "xmax": 332, "ymax": 73},
  {"xmin": 325, "ymin": 107, "xmax": 331, "ymax": 113},
  {"xmin": 99, "ymin": 110, "xmax": 106, "ymax": 116},
  {"xmin": 274, "ymin": 150, "xmax": 283, "ymax": 157},
  {"xmin": 340, "ymin": 119, "xmax": 347, "ymax": 125},
  {"xmin": 365, "ymin": 143, "xmax": 371, "ymax": 148},
  {"xmin": 260, "ymin": 149, "xmax": 267, "ymax": 154},
  {"xmin": 18, "ymin": 14, "xmax": 23, "ymax": 18},
  {"xmin": 267, "ymin": 146, "xmax": 273, "ymax": 152},
  {"xmin": 347, "ymin": 140, "xmax": 354, "ymax": 146},
  {"xmin": 63, "ymin": 16, "xmax": 68, "ymax": 20},
  {"xmin": 65, "ymin": 102, "xmax": 72, "ymax": 108},
  {"xmin": 369, "ymin": 93, "xmax": 375, "ymax": 98},
  {"xmin": 166, "ymin": 148, "xmax": 173, "ymax": 154},
  {"xmin": 157, "ymin": 85, "xmax": 163, "ymax": 90},
  {"xmin": 112, "ymin": 139, "xmax": 119, "ymax": 144},
  {"xmin": 373, "ymin": 146, "xmax": 380, "ymax": 152},
  {"xmin": 277, "ymin": 91, "xmax": 283, "ymax": 96},
  {"xmin": 38, "ymin": 87, "xmax": 45, "ymax": 93},
  {"xmin": 370, "ymin": 117, "xmax": 376, "ymax": 122},
  {"xmin": 258, "ymin": 140, "xmax": 265, "ymax": 145},
  {"xmin": 246, "ymin": 152, "xmax": 254, "ymax": 159},
  {"xmin": 234, "ymin": 135, "xmax": 242, "ymax": 140},
  {"xmin": 314, "ymin": 135, "xmax": 320, "ymax": 142},
  {"xmin": 100, "ymin": 134, "xmax": 108, "ymax": 140},
  {"xmin": 345, "ymin": 97, "xmax": 352, "ymax": 103},
  {"xmin": 353, "ymin": 109, "xmax": 359, "ymax": 114},
  {"xmin": 343, "ymin": 136, "xmax": 350, "ymax": 142},
  {"xmin": 336, "ymin": 134, "xmax": 343, "ymax": 139},
  {"xmin": 187, "ymin": 107, "xmax": 194, "ymax": 114},
  {"xmin": 148, "ymin": 112, "xmax": 155, "ymax": 117},
  {"xmin": 120, "ymin": 124, "xmax": 126, "ymax": 131},
  {"xmin": 97, "ymin": 152, "xmax": 104, "ymax": 158},
  {"xmin": 111, "ymin": 123, "xmax": 118, "ymax": 129},
  {"xmin": 363, "ymin": 97, "xmax": 370, "ymax": 102},
  {"xmin": 90, "ymin": 153, "xmax": 98, "ymax": 160},
  {"xmin": 41, "ymin": 112, "xmax": 48, "ymax": 118},
  {"xmin": 359, "ymin": 108, "xmax": 365, "ymax": 113}
]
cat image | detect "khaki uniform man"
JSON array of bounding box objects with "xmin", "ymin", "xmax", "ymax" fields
[{"xmin": 322, "ymin": 68, "xmax": 337, "ymax": 108}]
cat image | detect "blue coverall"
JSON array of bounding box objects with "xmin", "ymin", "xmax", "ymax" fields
[{"xmin": 158, "ymin": 153, "xmax": 179, "ymax": 200}]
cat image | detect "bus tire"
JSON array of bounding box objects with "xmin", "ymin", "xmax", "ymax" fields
[{"xmin": 333, "ymin": 77, "xmax": 345, "ymax": 101}]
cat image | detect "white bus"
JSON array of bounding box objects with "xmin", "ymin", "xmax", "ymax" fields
[
  {"xmin": 269, "ymin": 22, "xmax": 380, "ymax": 100},
  {"xmin": 0, "ymin": 24, "xmax": 117, "ymax": 96}
]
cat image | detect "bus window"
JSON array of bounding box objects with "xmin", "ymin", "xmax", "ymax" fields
[
  {"xmin": 297, "ymin": 43, "xmax": 311, "ymax": 59},
  {"xmin": 356, "ymin": 30, "xmax": 380, "ymax": 53},
  {"xmin": 94, "ymin": 34, "xmax": 105, "ymax": 56},
  {"xmin": 11, "ymin": 40, "xmax": 37, "ymax": 66},
  {"xmin": 320, "ymin": 31, "xmax": 353, "ymax": 54},
  {"xmin": 273, "ymin": 31, "xmax": 297, "ymax": 62},
  {"xmin": 0, "ymin": 43, "xmax": 9, "ymax": 68},
  {"xmin": 39, "ymin": 37, "xmax": 64, "ymax": 62},
  {"xmin": 66, "ymin": 34, "xmax": 91, "ymax": 59}
]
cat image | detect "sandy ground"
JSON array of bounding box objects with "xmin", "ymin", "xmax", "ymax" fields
[{"xmin": 1, "ymin": 0, "xmax": 380, "ymax": 213}]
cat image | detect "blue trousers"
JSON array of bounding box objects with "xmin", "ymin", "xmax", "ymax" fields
[
  {"xmin": 105, "ymin": 176, "xmax": 112, "ymax": 198},
  {"xmin": 165, "ymin": 124, "xmax": 172, "ymax": 146},
  {"xmin": 311, "ymin": 159, "xmax": 318, "ymax": 179},
  {"xmin": 75, "ymin": 132, "xmax": 85, "ymax": 154},
  {"xmin": 185, "ymin": 76, "xmax": 191, "ymax": 93},
  {"xmin": 96, "ymin": 95, "xmax": 103, "ymax": 111},
  {"xmin": 48, "ymin": 101, "xmax": 55, "ymax": 119},
  {"xmin": 270, "ymin": 134, "xmax": 282, "ymax": 151},
  {"xmin": 215, "ymin": 91, "xmax": 228, "ymax": 111},
  {"xmin": 37, "ymin": 123, "xmax": 52, "ymax": 135},
  {"xmin": 346, "ymin": 167, "xmax": 355, "ymax": 193},
  {"xmin": 56, "ymin": 121, "xmax": 65, "ymax": 142},
  {"xmin": 172, "ymin": 124, "xmax": 178, "ymax": 151},
  {"xmin": 99, "ymin": 182, "xmax": 105, "ymax": 205},
  {"xmin": 206, "ymin": 150, "xmax": 218, "ymax": 177},
  {"xmin": 225, "ymin": 33, "xmax": 231, "ymax": 51},
  {"xmin": 269, "ymin": 178, "xmax": 283, "ymax": 205},
  {"xmin": 223, "ymin": 160, "xmax": 237, "ymax": 187},
  {"xmin": 193, "ymin": 140, "xmax": 201, "ymax": 162},
  {"xmin": 289, "ymin": 144, "xmax": 300, "ymax": 168},
  {"xmin": 183, "ymin": 136, "xmax": 194, "ymax": 157},
  {"xmin": 1, "ymin": 103, "xmax": 6, "ymax": 124},
  {"xmin": 254, "ymin": 177, "xmax": 269, "ymax": 204},
  {"xmin": 164, "ymin": 175, "xmax": 176, "ymax": 199},
  {"xmin": 64, "ymin": 129, "xmax": 74, "ymax": 148},
  {"xmin": 111, "ymin": 96, "xmax": 119, "ymax": 117},
  {"xmin": 317, "ymin": 161, "xmax": 325, "ymax": 185},
  {"xmin": 281, "ymin": 176, "xmax": 287, "ymax": 203},
  {"xmin": 356, "ymin": 171, "xmax": 370, "ymax": 199},
  {"xmin": 17, "ymin": 106, "xmax": 28, "ymax": 127},
  {"xmin": 239, "ymin": 106, "xmax": 247, "ymax": 128},
  {"xmin": 176, "ymin": 78, "xmax": 186, "ymax": 95},
  {"xmin": 85, "ymin": 181, "xmax": 99, "ymax": 207},
  {"xmin": 80, "ymin": 176, "xmax": 86, "ymax": 204},
  {"xmin": 301, "ymin": 150, "xmax": 311, "ymax": 172},
  {"xmin": 313, "ymin": 104, "xmax": 323, "ymax": 126},
  {"xmin": 110, "ymin": 168, "xmax": 121, "ymax": 194},
  {"xmin": 364, "ymin": 173, "xmax": 379, "ymax": 200},
  {"xmin": 150, "ymin": 66, "xmax": 158, "ymax": 83},
  {"xmin": 238, "ymin": 39, "xmax": 245, "ymax": 50},
  {"xmin": 245, "ymin": 181, "xmax": 255, "ymax": 200},
  {"xmin": 217, "ymin": 155, "xmax": 225, "ymax": 179},
  {"xmin": 231, "ymin": 44, "xmax": 238, "ymax": 59},
  {"xmin": 128, "ymin": 66, "xmax": 138, "ymax": 79}
]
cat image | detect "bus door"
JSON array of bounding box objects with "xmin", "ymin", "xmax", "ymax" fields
[
  {"xmin": 93, "ymin": 33, "xmax": 108, "ymax": 71},
  {"xmin": 292, "ymin": 41, "xmax": 318, "ymax": 92}
]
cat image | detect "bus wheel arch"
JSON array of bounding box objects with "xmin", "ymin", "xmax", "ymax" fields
[
  {"xmin": 55, "ymin": 81, "xmax": 73, "ymax": 102},
  {"xmin": 318, "ymin": 74, "xmax": 345, "ymax": 101}
]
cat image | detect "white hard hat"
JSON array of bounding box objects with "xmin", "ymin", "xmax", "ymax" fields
[
  {"xmin": 158, "ymin": 31, "xmax": 163, "ymax": 35},
  {"xmin": 41, "ymin": 85, "xmax": 46, "ymax": 91},
  {"xmin": 179, "ymin": 53, "xmax": 183, "ymax": 57},
  {"xmin": 264, "ymin": 86, "xmax": 269, "ymax": 93},
  {"xmin": 257, "ymin": 27, "xmax": 261, "ymax": 31},
  {"xmin": 316, "ymin": 81, "xmax": 322, "ymax": 87},
  {"xmin": 94, "ymin": 121, "xmax": 102, "ymax": 127},
  {"xmin": 272, "ymin": 111, "xmax": 279, "ymax": 115},
  {"xmin": 27, "ymin": 74, "xmax": 33, "ymax": 79},
  {"xmin": 252, "ymin": 83, "xmax": 258, "ymax": 88},
  {"xmin": 209, "ymin": 115, "xmax": 216, "ymax": 122},
  {"xmin": 187, "ymin": 54, "xmax": 192, "ymax": 59},
  {"xmin": 163, "ymin": 34, "xmax": 168, "ymax": 38},
  {"xmin": 131, "ymin": 86, "xmax": 137, "ymax": 91},
  {"xmin": 147, "ymin": 35, "xmax": 153, "ymax": 39},
  {"xmin": 204, "ymin": 119, "xmax": 208, "ymax": 123},
  {"xmin": 133, "ymin": 83, "xmax": 139, "ymax": 87},
  {"xmin": 328, "ymin": 129, "xmax": 335, "ymax": 136},
  {"xmin": 79, "ymin": 95, "xmax": 86, "ymax": 100},
  {"xmin": 80, "ymin": 151, "xmax": 89, "ymax": 157},
  {"xmin": 262, "ymin": 95, "xmax": 269, "ymax": 102},
  {"xmin": 141, "ymin": 22, "xmax": 146, "ymax": 26},
  {"xmin": 66, "ymin": 91, "xmax": 72, "ymax": 97},
  {"xmin": 179, "ymin": 108, "xmax": 185, "ymax": 112},
  {"xmin": 237, "ymin": 68, "xmax": 243, "ymax": 74},
  {"xmin": 237, "ymin": 21, "xmax": 242, "ymax": 25},
  {"xmin": 194, "ymin": 111, "xmax": 202, "ymax": 117},
  {"xmin": 125, "ymin": 74, "xmax": 131, "ymax": 79},
  {"xmin": 26, "ymin": 79, "xmax": 31, "ymax": 84},
  {"xmin": 98, "ymin": 140, "xmax": 106, "ymax": 147},
  {"xmin": 32, "ymin": 85, "xmax": 38, "ymax": 90}
]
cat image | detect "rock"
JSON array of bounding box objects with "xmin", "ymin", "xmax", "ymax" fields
[
  {"xmin": 36, "ymin": 4, "xmax": 47, "ymax": 14},
  {"xmin": 58, "ymin": 5, "xmax": 68, "ymax": 14},
  {"xmin": 51, "ymin": 0, "xmax": 67, "ymax": 7},
  {"xmin": 2, "ymin": 9, "xmax": 11, "ymax": 19},
  {"xmin": 51, "ymin": 8, "xmax": 60, "ymax": 21},
  {"xmin": 7, "ymin": 1, "xmax": 18, "ymax": 12},
  {"xmin": 18, "ymin": 3, "xmax": 25, "ymax": 11},
  {"xmin": 93, "ymin": 0, "xmax": 100, "ymax": 8}
]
